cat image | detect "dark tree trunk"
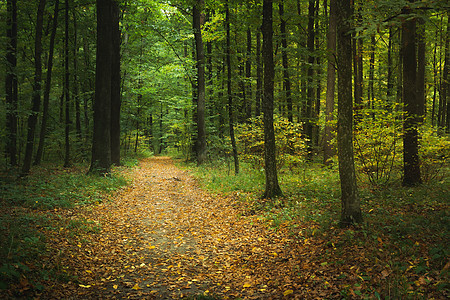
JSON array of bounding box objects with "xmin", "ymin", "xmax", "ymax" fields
[
  {"xmin": 368, "ymin": 35, "xmax": 376, "ymax": 115},
  {"xmin": 255, "ymin": 29, "xmax": 262, "ymax": 117},
  {"xmin": 305, "ymin": 0, "xmax": 316, "ymax": 154},
  {"xmin": 64, "ymin": 0, "xmax": 71, "ymax": 168},
  {"xmin": 225, "ymin": 0, "xmax": 239, "ymax": 174},
  {"xmin": 417, "ymin": 18, "xmax": 426, "ymax": 121},
  {"xmin": 386, "ymin": 28, "xmax": 394, "ymax": 105},
  {"xmin": 110, "ymin": 0, "xmax": 121, "ymax": 165},
  {"xmin": 21, "ymin": 0, "xmax": 46, "ymax": 176},
  {"xmin": 89, "ymin": 0, "xmax": 113, "ymax": 175},
  {"xmin": 279, "ymin": 0, "xmax": 293, "ymax": 123},
  {"xmin": 246, "ymin": 27, "xmax": 252, "ymax": 121},
  {"xmin": 73, "ymin": 5, "xmax": 81, "ymax": 139},
  {"xmin": 402, "ymin": 5, "xmax": 422, "ymax": 186},
  {"xmin": 5, "ymin": 0, "xmax": 18, "ymax": 166},
  {"xmin": 262, "ymin": 0, "xmax": 283, "ymax": 198},
  {"xmin": 193, "ymin": 0, "xmax": 207, "ymax": 165},
  {"xmin": 443, "ymin": 14, "xmax": 449, "ymax": 131},
  {"xmin": 336, "ymin": 0, "xmax": 362, "ymax": 226},
  {"xmin": 323, "ymin": 0, "xmax": 336, "ymax": 165}
]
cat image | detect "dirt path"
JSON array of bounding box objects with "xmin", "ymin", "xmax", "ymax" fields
[{"xmin": 41, "ymin": 157, "xmax": 306, "ymax": 299}]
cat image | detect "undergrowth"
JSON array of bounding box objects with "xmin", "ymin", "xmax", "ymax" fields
[{"xmin": 188, "ymin": 158, "xmax": 449, "ymax": 299}]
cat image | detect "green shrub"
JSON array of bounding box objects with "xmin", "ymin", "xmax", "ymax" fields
[{"xmin": 236, "ymin": 116, "xmax": 307, "ymax": 172}]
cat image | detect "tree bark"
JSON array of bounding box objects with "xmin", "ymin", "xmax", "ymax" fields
[
  {"xmin": 21, "ymin": 0, "xmax": 47, "ymax": 176},
  {"xmin": 64, "ymin": 0, "xmax": 71, "ymax": 168},
  {"xmin": 110, "ymin": 0, "xmax": 121, "ymax": 165},
  {"xmin": 225, "ymin": 0, "xmax": 239, "ymax": 174},
  {"xmin": 279, "ymin": 0, "xmax": 293, "ymax": 123},
  {"xmin": 323, "ymin": 0, "xmax": 336, "ymax": 165},
  {"xmin": 401, "ymin": 5, "xmax": 422, "ymax": 186},
  {"xmin": 262, "ymin": 0, "xmax": 283, "ymax": 198},
  {"xmin": 336, "ymin": 0, "xmax": 362, "ymax": 226},
  {"xmin": 5, "ymin": 0, "xmax": 18, "ymax": 166},
  {"xmin": 193, "ymin": 0, "xmax": 207, "ymax": 165},
  {"xmin": 89, "ymin": 0, "xmax": 113, "ymax": 175},
  {"xmin": 255, "ymin": 29, "xmax": 262, "ymax": 117},
  {"xmin": 246, "ymin": 27, "xmax": 252, "ymax": 121},
  {"xmin": 305, "ymin": 0, "xmax": 316, "ymax": 154}
]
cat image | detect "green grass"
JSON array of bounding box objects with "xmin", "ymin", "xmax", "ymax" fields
[{"xmin": 187, "ymin": 158, "xmax": 449, "ymax": 298}]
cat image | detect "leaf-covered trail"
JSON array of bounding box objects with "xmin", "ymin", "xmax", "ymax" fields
[{"xmin": 43, "ymin": 157, "xmax": 317, "ymax": 299}]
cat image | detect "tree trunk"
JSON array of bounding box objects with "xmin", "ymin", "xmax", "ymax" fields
[
  {"xmin": 73, "ymin": 5, "xmax": 81, "ymax": 139},
  {"xmin": 386, "ymin": 28, "xmax": 394, "ymax": 106},
  {"xmin": 226, "ymin": 0, "xmax": 239, "ymax": 174},
  {"xmin": 336, "ymin": 0, "xmax": 362, "ymax": 226},
  {"xmin": 323, "ymin": 0, "xmax": 336, "ymax": 165},
  {"xmin": 89, "ymin": 0, "xmax": 113, "ymax": 175},
  {"xmin": 305, "ymin": 0, "xmax": 316, "ymax": 154},
  {"xmin": 110, "ymin": 0, "xmax": 121, "ymax": 165},
  {"xmin": 402, "ymin": 5, "xmax": 422, "ymax": 186},
  {"xmin": 246, "ymin": 27, "xmax": 252, "ymax": 121},
  {"xmin": 368, "ymin": 35, "xmax": 376, "ymax": 115},
  {"xmin": 5, "ymin": 0, "xmax": 18, "ymax": 166},
  {"xmin": 21, "ymin": 0, "xmax": 46, "ymax": 176},
  {"xmin": 262, "ymin": 0, "xmax": 283, "ymax": 199},
  {"xmin": 64, "ymin": 0, "xmax": 71, "ymax": 168},
  {"xmin": 193, "ymin": 0, "xmax": 207, "ymax": 165},
  {"xmin": 417, "ymin": 18, "xmax": 426, "ymax": 121},
  {"xmin": 443, "ymin": 14, "xmax": 449, "ymax": 131},
  {"xmin": 279, "ymin": 0, "xmax": 293, "ymax": 123},
  {"xmin": 255, "ymin": 29, "xmax": 262, "ymax": 117}
]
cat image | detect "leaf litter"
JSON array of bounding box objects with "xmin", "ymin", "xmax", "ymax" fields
[{"xmin": 3, "ymin": 157, "xmax": 447, "ymax": 299}]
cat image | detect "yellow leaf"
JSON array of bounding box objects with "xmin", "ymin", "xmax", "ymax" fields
[
  {"xmin": 243, "ymin": 282, "xmax": 252, "ymax": 288},
  {"xmin": 132, "ymin": 283, "xmax": 140, "ymax": 290},
  {"xmin": 113, "ymin": 284, "xmax": 118, "ymax": 290},
  {"xmin": 283, "ymin": 289, "xmax": 294, "ymax": 296},
  {"xmin": 79, "ymin": 284, "xmax": 91, "ymax": 288}
]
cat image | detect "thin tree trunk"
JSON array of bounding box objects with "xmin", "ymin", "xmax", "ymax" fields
[
  {"xmin": 5, "ymin": 0, "xmax": 18, "ymax": 166},
  {"xmin": 386, "ymin": 28, "xmax": 394, "ymax": 107},
  {"xmin": 21, "ymin": 0, "xmax": 46, "ymax": 176},
  {"xmin": 246, "ymin": 27, "xmax": 252, "ymax": 121},
  {"xmin": 255, "ymin": 29, "xmax": 262, "ymax": 117},
  {"xmin": 368, "ymin": 35, "xmax": 376, "ymax": 115},
  {"xmin": 443, "ymin": 14, "xmax": 449, "ymax": 131},
  {"xmin": 193, "ymin": 0, "xmax": 207, "ymax": 164},
  {"xmin": 417, "ymin": 18, "xmax": 426, "ymax": 121},
  {"xmin": 402, "ymin": 4, "xmax": 422, "ymax": 186},
  {"xmin": 305, "ymin": 0, "xmax": 316, "ymax": 154},
  {"xmin": 323, "ymin": 0, "xmax": 336, "ymax": 165},
  {"xmin": 336, "ymin": 0, "xmax": 362, "ymax": 226},
  {"xmin": 279, "ymin": 0, "xmax": 293, "ymax": 123},
  {"xmin": 225, "ymin": 1, "xmax": 239, "ymax": 174},
  {"xmin": 35, "ymin": 0, "xmax": 60, "ymax": 166},
  {"xmin": 64, "ymin": 0, "xmax": 71, "ymax": 168},
  {"xmin": 73, "ymin": 5, "xmax": 81, "ymax": 139},
  {"xmin": 262, "ymin": 0, "xmax": 283, "ymax": 198},
  {"xmin": 110, "ymin": 0, "xmax": 121, "ymax": 165}
]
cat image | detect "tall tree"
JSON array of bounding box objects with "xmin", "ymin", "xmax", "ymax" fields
[
  {"xmin": 255, "ymin": 29, "xmax": 262, "ymax": 117},
  {"xmin": 21, "ymin": 0, "xmax": 47, "ymax": 176},
  {"xmin": 110, "ymin": 0, "xmax": 121, "ymax": 165},
  {"xmin": 279, "ymin": 0, "xmax": 293, "ymax": 123},
  {"xmin": 323, "ymin": 0, "xmax": 337, "ymax": 165},
  {"xmin": 305, "ymin": 0, "xmax": 316, "ymax": 153},
  {"xmin": 225, "ymin": 0, "xmax": 239, "ymax": 174},
  {"xmin": 35, "ymin": 0, "xmax": 60, "ymax": 166},
  {"xmin": 89, "ymin": 0, "xmax": 113, "ymax": 175},
  {"xmin": 193, "ymin": 0, "xmax": 207, "ymax": 165},
  {"xmin": 262, "ymin": 0, "xmax": 283, "ymax": 198},
  {"xmin": 5, "ymin": 0, "xmax": 18, "ymax": 166},
  {"xmin": 64, "ymin": 0, "xmax": 71, "ymax": 168},
  {"xmin": 402, "ymin": 4, "xmax": 422, "ymax": 186},
  {"xmin": 336, "ymin": 0, "xmax": 362, "ymax": 225}
]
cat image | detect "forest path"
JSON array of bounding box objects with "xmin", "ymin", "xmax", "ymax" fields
[{"xmin": 44, "ymin": 156, "xmax": 304, "ymax": 299}]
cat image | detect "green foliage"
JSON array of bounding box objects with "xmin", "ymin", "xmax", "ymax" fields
[
  {"xmin": 236, "ymin": 116, "xmax": 308, "ymax": 172},
  {"xmin": 354, "ymin": 103, "xmax": 404, "ymax": 185},
  {"xmin": 419, "ymin": 127, "xmax": 450, "ymax": 182}
]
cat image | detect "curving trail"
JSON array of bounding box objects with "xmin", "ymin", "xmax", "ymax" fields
[{"xmin": 41, "ymin": 157, "xmax": 320, "ymax": 299}]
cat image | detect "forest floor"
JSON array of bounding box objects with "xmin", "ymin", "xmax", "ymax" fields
[{"xmin": 1, "ymin": 156, "xmax": 449, "ymax": 299}]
